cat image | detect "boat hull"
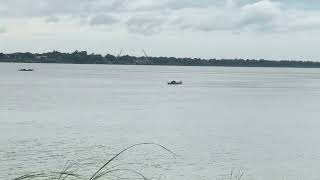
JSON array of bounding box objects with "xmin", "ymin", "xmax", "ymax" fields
[{"xmin": 167, "ymin": 81, "xmax": 183, "ymax": 85}]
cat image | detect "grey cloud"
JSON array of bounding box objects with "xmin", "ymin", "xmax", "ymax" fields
[
  {"xmin": 119, "ymin": 0, "xmax": 208, "ymax": 12},
  {"xmin": 237, "ymin": 0, "xmax": 320, "ymax": 32},
  {"xmin": 126, "ymin": 15, "xmax": 166, "ymax": 35},
  {"xmin": 284, "ymin": 12, "xmax": 320, "ymax": 32},
  {"xmin": 46, "ymin": 16, "xmax": 60, "ymax": 23},
  {"xmin": 0, "ymin": 0, "xmax": 116, "ymax": 17},
  {"xmin": 235, "ymin": 0, "xmax": 282, "ymax": 31},
  {"xmin": 1, "ymin": 0, "xmax": 320, "ymax": 35},
  {"xmin": 89, "ymin": 14, "xmax": 118, "ymax": 25},
  {"xmin": 239, "ymin": 1, "xmax": 281, "ymax": 25},
  {"xmin": 0, "ymin": 0, "xmax": 215, "ymax": 17},
  {"xmin": 172, "ymin": 0, "xmax": 320, "ymax": 33}
]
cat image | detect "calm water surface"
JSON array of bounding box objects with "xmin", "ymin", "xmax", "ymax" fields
[{"xmin": 1, "ymin": 63, "xmax": 320, "ymax": 180}]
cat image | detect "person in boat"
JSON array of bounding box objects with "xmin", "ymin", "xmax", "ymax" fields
[{"xmin": 168, "ymin": 80, "xmax": 183, "ymax": 85}]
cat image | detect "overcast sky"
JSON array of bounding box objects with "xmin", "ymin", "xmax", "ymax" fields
[{"xmin": 0, "ymin": 0, "xmax": 320, "ymax": 60}]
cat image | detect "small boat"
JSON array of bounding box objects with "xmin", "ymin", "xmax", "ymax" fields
[
  {"xmin": 19, "ymin": 68, "xmax": 34, "ymax": 72},
  {"xmin": 168, "ymin": 80, "xmax": 183, "ymax": 85}
]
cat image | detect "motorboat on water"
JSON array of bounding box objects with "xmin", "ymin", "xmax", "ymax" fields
[
  {"xmin": 168, "ymin": 80, "xmax": 183, "ymax": 85},
  {"xmin": 19, "ymin": 68, "xmax": 34, "ymax": 72}
]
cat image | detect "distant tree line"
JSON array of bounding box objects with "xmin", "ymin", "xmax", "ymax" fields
[{"xmin": 1, "ymin": 51, "xmax": 320, "ymax": 68}]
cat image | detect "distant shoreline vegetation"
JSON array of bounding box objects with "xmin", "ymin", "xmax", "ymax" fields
[{"xmin": 1, "ymin": 51, "xmax": 320, "ymax": 68}]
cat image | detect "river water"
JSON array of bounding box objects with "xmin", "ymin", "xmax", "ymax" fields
[{"xmin": 1, "ymin": 63, "xmax": 320, "ymax": 180}]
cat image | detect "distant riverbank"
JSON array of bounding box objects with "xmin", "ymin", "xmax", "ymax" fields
[{"xmin": 1, "ymin": 51, "xmax": 320, "ymax": 68}]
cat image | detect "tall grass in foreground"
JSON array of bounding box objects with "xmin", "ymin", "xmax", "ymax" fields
[{"xmin": 13, "ymin": 143, "xmax": 178, "ymax": 180}]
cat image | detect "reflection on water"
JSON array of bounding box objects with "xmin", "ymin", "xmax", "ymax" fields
[{"xmin": 1, "ymin": 63, "xmax": 320, "ymax": 180}]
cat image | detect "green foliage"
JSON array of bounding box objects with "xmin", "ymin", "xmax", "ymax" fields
[{"xmin": 1, "ymin": 51, "xmax": 320, "ymax": 68}]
